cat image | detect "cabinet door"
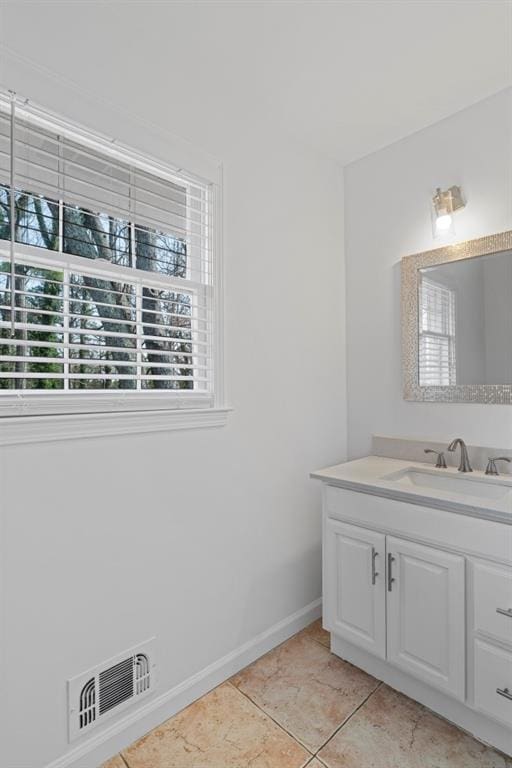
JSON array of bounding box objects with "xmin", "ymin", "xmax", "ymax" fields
[
  {"xmin": 324, "ymin": 519, "xmax": 386, "ymax": 658},
  {"xmin": 386, "ymin": 536, "xmax": 465, "ymax": 700}
]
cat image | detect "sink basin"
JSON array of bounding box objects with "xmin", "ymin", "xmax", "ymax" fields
[{"xmin": 381, "ymin": 468, "xmax": 512, "ymax": 501}]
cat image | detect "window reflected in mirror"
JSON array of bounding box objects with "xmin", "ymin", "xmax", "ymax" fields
[
  {"xmin": 418, "ymin": 249, "xmax": 512, "ymax": 387},
  {"xmin": 419, "ymin": 277, "xmax": 456, "ymax": 386}
]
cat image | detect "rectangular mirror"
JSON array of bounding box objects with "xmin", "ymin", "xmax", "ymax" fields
[{"xmin": 402, "ymin": 231, "xmax": 512, "ymax": 403}]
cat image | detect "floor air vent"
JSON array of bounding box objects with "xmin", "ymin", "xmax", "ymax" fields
[{"xmin": 68, "ymin": 638, "xmax": 156, "ymax": 742}]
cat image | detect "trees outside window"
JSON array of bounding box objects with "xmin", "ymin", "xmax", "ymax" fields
[{"xmin": 0, "ymin": 185, "xmax": 198, "ymax": 391}]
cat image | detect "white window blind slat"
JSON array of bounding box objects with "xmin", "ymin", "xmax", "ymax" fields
[
  {"xmin": 418, "ymin": 276, "xmax": 456, "ymax": 387},
  {"xmin": 0, "ymin": 101, "xmax": 216, "ymax": 403}
]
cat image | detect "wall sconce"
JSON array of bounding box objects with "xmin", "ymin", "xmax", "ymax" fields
[{"xmin": 432, "ymin": 185, "xmax": 465, "ymax": 237}]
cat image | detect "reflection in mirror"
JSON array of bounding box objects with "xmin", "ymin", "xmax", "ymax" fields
[{"xmin": 418, "ymin": 250, "xmax": 512, "ymax": 386}]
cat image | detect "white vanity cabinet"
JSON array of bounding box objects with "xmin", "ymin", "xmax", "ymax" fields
[
  {"xmin": 318, "ymin": 474, "xmax": 512, "ymax": 757},
  {"xmin": 324, "ymin": 522, "xmax": 465, "ymax": 699}
]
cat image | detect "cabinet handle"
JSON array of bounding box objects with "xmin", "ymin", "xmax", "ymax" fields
[
  {"xmin": 497, "ymin": 687, "xmax": 512, "ymax": 701},
  {"xmin": 496, "ymin": 608, "xmax": 512, "ymax": 619},
  {"xmin": 387, "ymin": 553, "xmax": 395, "ymax": 592},
  {"xmin": 371, "ymin": 547, "xmax": 379, "ymax": 585}
]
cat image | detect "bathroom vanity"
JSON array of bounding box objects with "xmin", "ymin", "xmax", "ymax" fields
[{"xmin": 312, "ymin": 455, "xmax": 512, "ymax": 756}]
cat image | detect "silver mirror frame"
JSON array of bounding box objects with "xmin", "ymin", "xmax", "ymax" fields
[{"xmin": 402, "ymin": 229, "xmax": 512, "ymax": 404}]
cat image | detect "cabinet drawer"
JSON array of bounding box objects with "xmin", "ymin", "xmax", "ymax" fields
[
  {"xmin": 474, "ymin": 639, "xmax": 512, "ymax": 726},
  {"xmin": 472, "ymin": 560, "xmax": 512, "ymax": 646}
]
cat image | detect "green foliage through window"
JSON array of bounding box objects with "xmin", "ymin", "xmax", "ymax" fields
[{"xmin": 0, "ymin": 184, "xmax": 198, "ymax": 391}]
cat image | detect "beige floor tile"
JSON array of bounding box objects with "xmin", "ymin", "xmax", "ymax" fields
[
  {"xmin": 122, "ymin": 682, "xmax": 310, "ymax": 768},
  {"xmin": 100, "ymin": 756, "xmax": 126, "ymax": 768},
  {"xmin": 318, "ymin": 684, "xmax": 512, "ymax": 768},
  {"xmin": 231, "ymin": 632, "xmax": 379, "ymax": 752},
  {"xmin": 299, "ymin": 619, "xmax": 330, "ymax": 648},
  {"xmin": 306, "ymin": 760, "xmax": 326, "ymax": 767}
]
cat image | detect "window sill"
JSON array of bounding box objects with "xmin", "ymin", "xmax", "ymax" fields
[{"xmin": 0, "ymin": 407, "xmax": 231, "ymax": 446}]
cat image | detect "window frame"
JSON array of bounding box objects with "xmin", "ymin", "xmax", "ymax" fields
[
  {"xmin": 418, "ymin": 276, "xmax": 457, "ymax": 388},
  {"xmin": 0, "ymin": 96, "xmax": 226, "ymax": 433}
]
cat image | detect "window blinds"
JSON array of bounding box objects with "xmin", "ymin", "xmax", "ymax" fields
[
  {"xmin": 0, "ymin": 98, "xmax": 215, "ymax": 406},
  {"xmin": 418, "ymin": 277, "xmax": 456, "ymax": 387}
]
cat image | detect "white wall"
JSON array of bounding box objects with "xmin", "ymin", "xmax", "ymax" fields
[
  {"xmin": 483, "ymin": 252, "xmax": 512, "ymax": 383},
  {"xmin": 345, "ymin": 88, "xmax": 512, "ymax": 458},
  {"xmin": 0, "ymin": 60, "xmax": 346, "ymax": 768}
]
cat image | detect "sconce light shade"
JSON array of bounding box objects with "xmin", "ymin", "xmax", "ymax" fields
[{"xmin": 432, "ymin": 185, "xmax": 465, "ymax": 237}]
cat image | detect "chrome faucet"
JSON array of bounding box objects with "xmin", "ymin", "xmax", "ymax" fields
[{"xmin": 447, "ymin": 438, "xmax": 473, "ymax": 473}]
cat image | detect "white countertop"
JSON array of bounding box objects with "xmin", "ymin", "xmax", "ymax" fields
[{"xmin": 311, "ymin": 456, "xmax": 512, "ymax": 525}]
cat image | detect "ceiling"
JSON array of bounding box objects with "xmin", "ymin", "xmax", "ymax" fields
[{"xmin": 0, "ymin": 0, "xmax": 511, "ymax": 165}]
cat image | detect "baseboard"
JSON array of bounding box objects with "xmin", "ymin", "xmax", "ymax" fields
[
  {"xmin": 331, "ymin": 635, "xmax": 512, "ymax": 758},
  {"xmin": 46, "ymin": 598, "xmax": 322, "ymax": 768}
]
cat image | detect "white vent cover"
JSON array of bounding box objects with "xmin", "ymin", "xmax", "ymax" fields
[{"xmin": 68, "ymin": 638, "xmax": 156, "ymax": 742}]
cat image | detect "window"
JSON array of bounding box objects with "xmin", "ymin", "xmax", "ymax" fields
[
  {"xmin": 0, "ymin": 96, "xmax": 222, "ymax": 419},
  {"xmin": 418, "ymin": 276, "xmax": 456, "ymax": 386}
]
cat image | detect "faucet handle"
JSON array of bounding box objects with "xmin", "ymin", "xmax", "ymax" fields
[
  {"xmin": 424, "ymin": 449, "xmax": 447, "ymax": 468},
  {"xmin": 485, "ymin": 457, "xmax": 511, "ymax": 476}
]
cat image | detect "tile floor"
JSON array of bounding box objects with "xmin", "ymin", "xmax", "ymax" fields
[{"xmin": 102, "ymin": 620, "xmax": 512, "ymax": 768}]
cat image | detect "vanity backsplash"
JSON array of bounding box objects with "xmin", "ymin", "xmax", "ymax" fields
[{"xmin": 372, "ymin": 435, "xmax": 512, "ymax": 476}]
